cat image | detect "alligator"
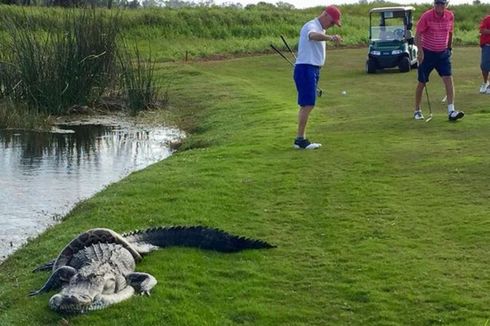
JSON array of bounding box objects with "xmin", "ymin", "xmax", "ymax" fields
[{"xmin": 29, "ymin": 226, "xmax": 274, "ymax": 314}]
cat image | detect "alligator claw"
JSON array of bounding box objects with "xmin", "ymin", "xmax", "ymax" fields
[{"xmin": 29, "ymin": 290, "xmax": 41, "ymax": 297}]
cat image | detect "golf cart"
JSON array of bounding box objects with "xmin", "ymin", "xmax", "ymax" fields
[{"xmin": 366, "ymin": 6, "xmax": 418, "ymax": 74}]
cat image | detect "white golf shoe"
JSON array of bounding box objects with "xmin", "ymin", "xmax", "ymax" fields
[
  {"xmin": 480, "ymin": 83, "xmax": 489, "ymax": 94},
  {"xmin": 448, "ymin": 110, "xmax": 464, "ymax": 121},
  {"xmin": 413, "ymin": 111, "xmax": 424, "ymax": 120},
  {"xmin": 293, "ymin": 138, "xmax": 322, "ymax": 150}
]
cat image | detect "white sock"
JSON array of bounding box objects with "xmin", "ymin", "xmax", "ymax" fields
[{"xmin": 448, "ymin": 103, "xmax": 455, "ymax": 114}]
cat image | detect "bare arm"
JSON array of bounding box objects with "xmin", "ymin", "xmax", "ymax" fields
[
  {"xmin": 415, "ymin": 31, "xmax": 423, "ymax": 50},
  {"xmin": 309, "ymin": 31, "xmax": 342, "ymax": 43},
  {"xmin": 480, "ymin": 27, "xmax": 490, "ymax": 34},
  {"xmin": 447, "ymin": 31, "xmax": 453, "ymax": 49},
  {"xmin": 415, "ymin": 31, "xmax": 424, "ymax": 63}
]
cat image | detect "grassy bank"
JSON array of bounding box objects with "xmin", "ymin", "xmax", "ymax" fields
[{"xmin": 0, "ymin": 47, "xmax": 489, "ymax": 325}]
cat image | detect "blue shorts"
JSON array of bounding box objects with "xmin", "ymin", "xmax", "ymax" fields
[
  {"xmin": 294, "ymin": 64, "xmax": 320, "ymax": 106},
  {"xmin": 481, "ymin": 45, "xmax": 490, "ymax": 72},
  {"xmin": 418, "ymin": 48, "xmax": 452, "ymax": 83}
]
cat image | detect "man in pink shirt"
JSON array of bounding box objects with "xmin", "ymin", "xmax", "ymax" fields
[
  {"xmin": 413, "ymin": 0, "xmax": 464, "ymax": 122},
  {"xmin": 479, "ymin": 14, "xmax": 490, "ymax": 93}
]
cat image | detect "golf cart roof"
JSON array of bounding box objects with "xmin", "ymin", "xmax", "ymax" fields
[{"xmin": 369, "ymin": 6, "xmax": 415, "ymax": 14}]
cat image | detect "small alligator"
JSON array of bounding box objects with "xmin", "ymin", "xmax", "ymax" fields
[{"xmin": 30, "ymin": 226, "xmax": 274, "ymax": 314}]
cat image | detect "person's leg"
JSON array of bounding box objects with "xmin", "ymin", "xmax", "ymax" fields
[
  {"xmin": 482, "ymin": 70, "xmax": 489, "ymax": 84},
  {"xmin": 415, "ymin": 82, "xmax": 425, "ymax": 111},
  {"xmin": 414, "ymin": 54, "xmax": 433, "ymax": 120},
  {"xmin": 435, "ymin": 49, "xmax": 461, "ymax": 120},
  {"xmin": 293, "ymin": 65, "xmax": 321, "ymax": 148},
  {"xmin": 297, "ymin": 105, "xmax": 314, "ymax": 139},
  {"xmin": 481, "ymin": 46, "xmax": 490, "ymax": 92},
  {"xmin": 442, "ymin": 75, "xmax": 454, "ymax": 112},
  {"xmin": 441, "ymin": 74, "xmax": 464, "ymax": 121}
]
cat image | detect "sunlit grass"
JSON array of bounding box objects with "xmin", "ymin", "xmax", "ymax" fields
[{"xmin": 0, "ymin": 47, "xmax": 489, "ymax": 325}]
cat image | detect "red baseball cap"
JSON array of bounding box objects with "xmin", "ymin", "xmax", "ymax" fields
[{"xmin": 325, "ymin": 5, "xmax": 342, "ymax": 27}]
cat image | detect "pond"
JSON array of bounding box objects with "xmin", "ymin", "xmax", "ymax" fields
[{"xmin": 0, "ymin": 117, "xmax": 183, "ymax": 262}]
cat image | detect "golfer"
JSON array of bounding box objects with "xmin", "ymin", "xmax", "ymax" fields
[
  {"xmin": 479, "ymin": 13, "xmax": 490, "ymax": 94},
  {"xmin": 413, "ymin": 0, "xmax": 464, "ymax": 122},
  {"xmin": 293, "ymin": 5, "xmax": 342, "ymax": 150}
]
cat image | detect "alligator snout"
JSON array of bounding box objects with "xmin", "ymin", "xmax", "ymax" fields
[
  {"xmin": 65, "ymin": 294, "xmax": 91, "ymax": 305},
  {"xmin": 49, "ymin": 293, "xmax": 92, "ymax": 313}
]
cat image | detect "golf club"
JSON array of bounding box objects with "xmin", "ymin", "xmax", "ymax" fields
[
  {"xmin": 422, "ymin": 72, "xmax": 432, "ymax": 122},
  {"xmin": 270, "ymin": 42, "xmax": 323, "ymax": 97},
  {"xmin": 270, "ymin": 43, "xmax": 295, "ymax": 66},
  {"xmin": 280, "ymin": 35, "xmax": 297, "ymax": 60}
]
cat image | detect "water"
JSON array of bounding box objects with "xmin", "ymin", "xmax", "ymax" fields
[{"xmin": 0, "ymin": 118, "xmax": 183, "ymax": 262}]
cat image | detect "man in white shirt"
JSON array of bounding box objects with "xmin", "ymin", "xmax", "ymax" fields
[{"xmin": 293, "ymin": 5, "xmax": 342, "ymax": 150}]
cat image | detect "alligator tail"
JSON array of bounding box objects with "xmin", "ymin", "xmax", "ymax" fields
[{"xmin": 122, "ymin": 226, "xmax": 275, "ymax": 253}]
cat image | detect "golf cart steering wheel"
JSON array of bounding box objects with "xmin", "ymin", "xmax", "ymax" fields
[{"xmin": 393, "ymin": 28, "xmax": 405, "ymax": 40}]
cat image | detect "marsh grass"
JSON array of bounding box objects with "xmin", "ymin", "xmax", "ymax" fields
[
  {"xmin": 118, "ymin": 44, "xmax": 161, "ymax": 115},
  {"xmin": 0, "ymin": 100, "xmax": 52, "ymax": 129},
  {"xmin": 0, "ymin": 9, "xmax": 120, "ymax": 115},
  {"xmin": 0, "ymin": 8, "xmax": 166, "ymax": 125}
]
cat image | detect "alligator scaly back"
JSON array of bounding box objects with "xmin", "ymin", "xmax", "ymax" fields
[
  {"xmin": 122, "ymin": 225, "xmax": 275, "ymax": 254},
  {"xmin": 53, "ymin": 228, "xmax": 142, "ymax": 271}
]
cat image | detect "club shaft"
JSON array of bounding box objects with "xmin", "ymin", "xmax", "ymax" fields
[
  {"xmin": 270, "ymin": 44, "xmax": 294, "ymax": 66},
  {"xmin": 280, "ymin": 35, "xmax": 297, "ymax": 60},
  {"xmin": 424, "ymin": 84, "xmax": 432, "ymax": 115}
]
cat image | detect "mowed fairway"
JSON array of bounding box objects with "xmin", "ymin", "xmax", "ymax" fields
[{"xmin": 1, "ymin": 47, "xmax": 489, "ymax": 325}]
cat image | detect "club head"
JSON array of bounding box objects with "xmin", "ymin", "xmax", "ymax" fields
[
  {"xmin": 317, "ymin": 89, "xmax": 323, "ymax": 97},
  {"xmin": 425, "ymin": 114, "xmax": 433, "ymax": 123}
]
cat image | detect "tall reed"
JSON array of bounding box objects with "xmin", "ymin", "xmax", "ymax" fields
[
  {"xmin": 0, "ymin": 10, "xmax": 120, "ymax": 115},
  {"xmin": 118, "ymin": 44, "xmax": 160, "ymax": 116}
]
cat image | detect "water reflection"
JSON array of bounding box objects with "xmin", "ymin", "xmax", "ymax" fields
[{"xmin": 0, "ymin": 122, "xmax": 182, "ymax": 262}]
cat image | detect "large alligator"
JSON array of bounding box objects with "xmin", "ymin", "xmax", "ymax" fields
[{"xmin": 29, "ymin": 226, "xmax": 274, "ymax": 314}]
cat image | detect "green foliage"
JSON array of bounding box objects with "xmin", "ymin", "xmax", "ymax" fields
[
  {"xmin": 118, "ymin": 44, "xmax": 161, "ymax": 115},
  {"xmin": 0, "ymin": 9, "xmax": 120, "ymax": 114},
  {"xmin": 1, "ymin": 4, "xmax": 489, "ymax": 63},
  {"xmin": 0, "ymin": 100, "xmax": 52, "ymax": 129},
  {"xmin": 88, "ymin": 3, "xmax": 490, "ymax": 59},
  {"xmin": 0, "ymin": 8, "xmax": 164, "ymax": 120}
]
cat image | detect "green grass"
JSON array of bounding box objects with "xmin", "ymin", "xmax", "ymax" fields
[
  {"xmin": 1, "ymin": 4, "xmax": 489, "ymax": 62},
  {"xmin": 1, "ymin": 47, "xmax": 490, "ymax": 325}
]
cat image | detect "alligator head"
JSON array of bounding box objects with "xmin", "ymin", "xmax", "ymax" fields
[{"xmin": 48, "ymin": 262, "xmax": 136, "ymax": 314}]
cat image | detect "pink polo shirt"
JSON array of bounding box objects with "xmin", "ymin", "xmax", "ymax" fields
[
  {"xmin": 480, "ymin": 15, "xmax": 490, "ymax": 46},
  {"xmin": 416, "ymin": 8, "xmax": 454, "ymax": 52}
]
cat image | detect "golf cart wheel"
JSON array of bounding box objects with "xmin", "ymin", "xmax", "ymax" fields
[
  {"xmin": 399, "ymin": 57, "xmax": 411, "ymax": 73},
  {"xmin": 366, "ymin": 59, "xmax": 376, "ymax": 74}
]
